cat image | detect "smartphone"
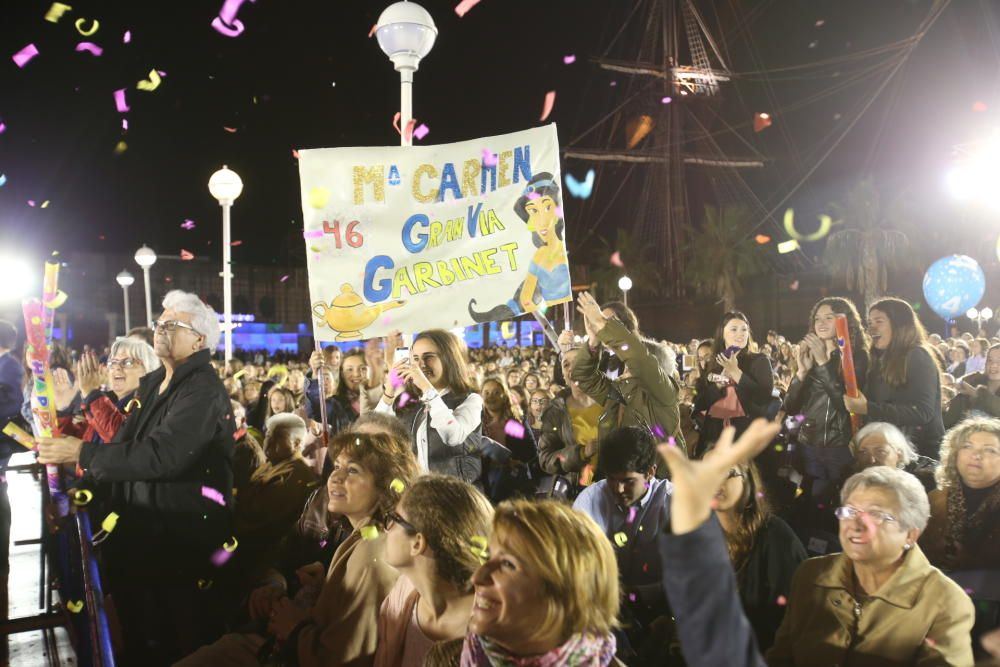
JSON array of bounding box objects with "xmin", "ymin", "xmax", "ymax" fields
[
  {"xmin": 682, "ymin": 354, "xmax": 694, "ymax": 372},
  {"xmin": 393, "ymin": 347, "xmax": 410, "ymax": 365}
]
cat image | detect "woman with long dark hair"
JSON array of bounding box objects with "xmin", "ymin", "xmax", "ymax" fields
[
  {"xmin": 335, "ymin": 349, "xmax": 380, "ymax": 419},
  {"xmin": 783, "ymin": 297, "xmax": 870, "ymax": 499},
  {"xmin": 844, "ymin": 297, "xmax": 945, "ymax": 457},
  {"xmin": 378, "ymin": 330, "xmax": 484, "ymax": 486},
  {"xmin": 704, "ymin": 449, "xmax": 805, "ymax": 652},
  {"xmin": 693, "ymin": 311, "xmax": 774, "ymax": 455},
  {"xmin": 479, "ymin": 375, "xmax": 538, "ymax": 502}
]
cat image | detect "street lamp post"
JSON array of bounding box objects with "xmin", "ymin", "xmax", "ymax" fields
[
  {"xmin": 967, "ymin": 306, "xmax": 994, "ymax": 333},
  {"xmin": 116, "ymin": 270, "xmax": 135, "ymax": 333},
  {"xmin": 208, "ymin": 165, "xmax": 244, "ymax": 363},
  {"xmin": 376, "ymin": 1, "xmax": 438, "ymax": 147},
  {"xmin": 618, "ymin": 275, "xmax": 633, "ymax": 307},
  {"xmin": 134, "ymin": 245, "xmax": 157, "ymax": 327}
]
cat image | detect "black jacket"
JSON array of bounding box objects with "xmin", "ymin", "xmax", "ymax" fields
[
  {"xmin": 782, "ymin": 348, "xmax": 868, "ymax": 449},
  {"xmin": 694, "ymin": 352, "xmax": 773, "ymax": 453},
  {"xmin": 865, "ymin": 347, "xmax": 944, "ymax": 458},
  {"xmin": 79, "ymin": 349, "xmax": 234, "ymax": 581}
]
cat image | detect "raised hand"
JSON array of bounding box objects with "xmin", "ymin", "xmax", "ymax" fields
[
  {"xmin": 576, "ymin": 291, "xmax": 606, "ymax": 341},
  {"xmin": 77, "ymin": 350, "xmax": 106, "ymax": 395}
]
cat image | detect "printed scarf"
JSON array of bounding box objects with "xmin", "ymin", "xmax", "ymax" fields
[{"xmin": 460, "ymin": 632, "xmax": 616, "ymax": 667}]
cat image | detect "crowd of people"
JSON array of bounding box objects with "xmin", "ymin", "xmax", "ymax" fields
[{"xmin": 0, "ymin": 287, "xmax": 998, "ymax": 666}]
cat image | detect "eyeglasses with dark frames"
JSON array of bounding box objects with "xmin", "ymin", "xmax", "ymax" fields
[{"xmin": 386, "ymin": 510, "xmax": 418, "ymax": 534}]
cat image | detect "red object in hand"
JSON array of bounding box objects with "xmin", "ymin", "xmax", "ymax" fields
[{"xmin": 835, "ymin": 314, "xmax": 861, "ymax": 434}]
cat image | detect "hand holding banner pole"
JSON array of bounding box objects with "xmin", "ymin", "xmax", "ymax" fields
[{"xmin": 835, "ymin": 314, "xmax": 862, "ymax": 435}]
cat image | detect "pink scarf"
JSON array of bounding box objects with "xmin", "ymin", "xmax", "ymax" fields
[{"xmin": 460, "ymin": 632, "xmax": 616, "ymax": 667}]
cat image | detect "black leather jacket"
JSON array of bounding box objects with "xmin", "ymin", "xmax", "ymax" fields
[{"xmin": 783, "ymin": 350, "xmax": 866, "ymax": 449}]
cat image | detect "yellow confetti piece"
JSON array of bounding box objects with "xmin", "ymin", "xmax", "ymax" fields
[
  {"xmin": 309, "ymin": 186, "xmax": 331, "ymax": 209},
  {"xmin": 389, "ymin": 478, "xmax": 406, "ymax": 494},
  {"xmin": 3, "ymin": 422, "xmax": 36, "ymax": 449},
  {"xmin": 197, "ymin": 579, "xmax": 213, "ymax": 590},
  {"xmin": 232, "ymin": 369, "xmax": 247, "ymax": 380},
  {"xmin": 72, "ymin": 489, "xmax": 93, "ymax": 506},
  {"xmin": 360, "ymin": 525, "xmax": 379, "ymax": 541},
  {"xmin": 66, "ymin": 600, "xmax": 84, "ymax": 613},
  {"xmin": 613, "ymin": 532, "xmax": 628, "ymax": 548},
  {"xmin": 469, "ymin": 535, "xmax": 489, "ymax": 563},
  {"xmin": 43, "ymin": 290, "xmax": 67, "ymax": 309},
  {"xmin": 783, "ymin": 208, "xmax": 834, "ymax": 242},
  {"xmin": 40, "ymin": 200, "xmax": 50, "ymax": 208},
  {"xmin": 44, "ymin": 3, "xmax": 73, "ymax": 23},
  {"xmin": 74, "ymin": 17, "xmax": 98, "ymax": 36},
  {"xmin": 310, "ymin": 245, "xmax": 322, "ymax": 253},
  {"xmin": 795, "ymin": 487, "xmax": 804, "ymax": 498},
  {"xmin": 136, "ymin": 69, "xmax": 162, "ymax": 92},
  {"xmin": 101, "ymin": 512, "xmax": 119, "ymax": 533},
  {"xmin": 31, "ymin": 316, "xmax": 41, "ymax": 325},
  {"xmin": 223, "ymin": 536, "xmax": 238, "ymax": 552},
  {"xmin": 470, "ymin": 535, "xmax": 488, "ymax": 550},
  {"xmin": 124, "ymin": 398, "xmax": 141, "ymax": 413},
  {"xmin": 114, "ymin": 141, "xmax": 128, "ymax": 155}
]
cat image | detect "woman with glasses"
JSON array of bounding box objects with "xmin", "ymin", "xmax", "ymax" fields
[
  {"xmin": 767, "ymin": 466, "xmax": 974, "ymax": 665},
  {"xmin": 920, "ymin": 416, "xmax": 1000, "ymax": 571},
  {"xmin": 379, "ymin": 330, "xmax": 484, "ymax": 486},
  {"xmin": 703, "ymin": 449, "xmax": 805, "ymax": 652},
  {"xmin": 56, "ymin": 338, "xmax": 160, "ymax": 444},
  {"xmin": 850, "ymin": 421, "xmax": 937, "ymax": 491},
  {"xmin": 375, "ymin": 475, "xmax": 494, "ymax": 667},
  {"xmin": 526, "ymin": 388, "xmax": 551, "ymax": 440}
]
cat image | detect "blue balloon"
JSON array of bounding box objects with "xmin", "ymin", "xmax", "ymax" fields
[{"xmin": 921, "ymin": 255, "xmax": 985, "ymax": 319}]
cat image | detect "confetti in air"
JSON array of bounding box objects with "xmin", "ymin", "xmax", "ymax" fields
[
  {"xmin": 75, "ymin": 42, "xmax": 103, "ymax": 56},
  {"xmin": 454, "ymin": 0, "xmax": 482, "ymax": 18},
  {"xmin": 12, "ymin": 44, "xmax": 40, "ymax": 68},
  {"xmin": 539, "ymin": 91, "xmax": 556, "ymax": 122},
  {"xmin": 201, "ymin": 486, "xmax": 226, "ymax": 506},
  {"xmin": 504, "ymin": 420, "xmax": 525, "ymax": 439}
]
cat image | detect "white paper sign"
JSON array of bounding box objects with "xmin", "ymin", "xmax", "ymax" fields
[{"xmin": 298, "ymin": 125, "xmax": 572, "ymax": 342}]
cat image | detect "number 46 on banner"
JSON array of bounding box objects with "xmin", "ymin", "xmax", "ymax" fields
[{"xmin": 322, "ymin": 220, "xmax": 364, "ymax": 249}]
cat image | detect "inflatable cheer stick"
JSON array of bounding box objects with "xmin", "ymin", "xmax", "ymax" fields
[{"xmin": 835, "ymin": 314, "xmax": 862, "ymax": 435}]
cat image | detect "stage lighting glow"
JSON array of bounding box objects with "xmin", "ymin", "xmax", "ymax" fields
[{"xmin": 0, "ymin": 256, "xmax": 36, "ymax": 303}]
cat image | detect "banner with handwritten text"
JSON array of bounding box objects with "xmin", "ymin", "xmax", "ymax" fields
[{"xmin": 298, "ymin": 124, "xmax": 571, "ymax": 342}]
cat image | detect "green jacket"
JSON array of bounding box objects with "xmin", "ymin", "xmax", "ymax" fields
[{"xmin": 570, "ymin": 319, "xmax": 685, "ymax": 462}]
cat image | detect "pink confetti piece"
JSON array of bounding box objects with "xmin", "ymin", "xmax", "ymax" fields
[
  {"xmin": 790, "ymin": 280, "xmax": 800, "ymax": 291},
  {"xmin": 924, "ymin": 637, "xmax": 937, "ymax": 648},
  {"xmin": 123, "ymin": 30, "xmax": 131, "ymax": 44},
  {"xmin": 504, "ymin": 419, "xmax": 526, "ymax": 439},
  {"xmin": 661, "ymin": 96, "xmax": 672, "ymax": 104},
  {"xmin": 627, "ymin": 506, "xmax": 638, "ymax": 524},
  {"xmin": 368, "ymin": 23, "xmax": 378, "ymax": 38},
  {"xmin": 279, "ymin": 274, "xmax": 289, "ymax": 282},
  {"xmin": 391, "ymin": 112, "xmax": 417, "ymax": 142},
  {"xmin": 230, "ymin": 240, "xmax": 242, "ymax": 246},
  {"xmin": 223, "ymin": 126, "xmax": 238, "ymax": 133},
  {"xmin": 218, "ymin": 0, "xmax": 253, "ymax": 26},
  {"xmin": 651, "ymin": 423, "xmax": 665, "ymax": 439},
  {"xmin": 776, "ymin": 595, "xmax": 787, "ymax": 606},
  {"xmin": 12, "ymin": 44, "xmax": 39, "ymax": 68},
  {"xmin": 563, "ymin": 54, "xmax": 576, "ymax": 65},
  {"xmin": 481, "ymin": 149, "xmax": 498, "ymax": 166},
  {"xmin": 610, "ymin": 251, "xmax": 624, "ymax": 267},
  {"xmin": 180, "ymin": 249, "xmax": 194, "ymax": 260},
  {"xmin": 181, "ymin": 219, "xmax": 196, "ymax": 230},
  {"xmin": 114, "ymin": 89, "xmax": 129, "ymax": 113},
  {"xmin": 454, "ymin": 0, "xmax": 481, "ymax": 17},
  {"xmin": 210, "ymin": 547, "xmax": 234, "ymax": 567},
  {"xmin": 303, "ymin": 229, "xmax": 324, "ymax": 239},
  {"xmin": 539, "ymin": 91, "xmax": 556, "ymax": 122},
  {"xmin": 201, "ymin": 486, "xmax": 226, "ymax": 506},
  {"xmin": 0, "ymin": 122, "xmax": 6, "ymax": 134},
  {"xmin": 291, "ymin": 149, "xmax": 300, "ymax": 159},
  {"xmin": 27, "ymin": 200, "xmax": 36, "ymax": 207},
  {"xmin": 628, "ymin": 592, "xmax": 637, "ymax": 602},
  {"xmin": 75, "ymin": 42, "xmax": 103, "ymax": 56},
  {"xmin": 121, "ymin": 119, "xmax": 128, "ymax": 130},
  {"xmin": 389, "ymin": 368, "xmax": 405, "ymax": 388},
  {"xmin": 413, "ymin": 123, "xmax": 430, "ymax": 141},
  {"xmin": 211, "ymin": 16, "xmax": 245, "ymax": 37},
  {"xmin": 398, "ymin": 391, "xmax": 412, "ymax": 408}
]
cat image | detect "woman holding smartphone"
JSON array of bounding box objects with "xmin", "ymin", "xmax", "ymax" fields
[{"xmin": 377, "ymin": 330, "xmax": 484, "ymax": 486}]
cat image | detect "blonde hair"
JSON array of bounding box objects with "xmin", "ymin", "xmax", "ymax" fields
[
  {"xmin": 492, "ymin": 499, "xmax": 619, "ymax": 642},
  {"xmin": 935, "ymin": 415, "xmax": 1000, "ymax": 489},
  {"xmin": 400, "ymin": 475, "xmax": 494, "ymax": 594}
]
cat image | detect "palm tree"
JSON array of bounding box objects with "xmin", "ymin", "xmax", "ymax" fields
[
  {"xmin": 586, "ymin": 229, "xmax": 663, "ymax": 303},
  {"xmin": 822, "ymin": 179, "xmax": 909, "ymax": 311},
  {"xmin": 683, "ymin": 205, "xmax": 768, "ymax": 312}
]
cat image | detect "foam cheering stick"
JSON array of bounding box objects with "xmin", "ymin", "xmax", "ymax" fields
[{"xmin": 835, "ymin": 314, "xmax": 862, "ymax": 434}]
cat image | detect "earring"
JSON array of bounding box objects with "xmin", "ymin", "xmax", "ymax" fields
[{"xmin": 903, "ymin": 543, "xmax": 912, "ymax": 551}]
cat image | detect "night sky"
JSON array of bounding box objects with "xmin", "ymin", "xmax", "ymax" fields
[{"xmin": 1, "ymin": 0, "xmax": 998, "ymax": 285}]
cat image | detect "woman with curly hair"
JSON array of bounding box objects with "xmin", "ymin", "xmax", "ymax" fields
[
  {"xmin": 375, "ymin": 475, "xmax": 494, "ymax": 667},
  {"xmin": 177, "ymin": 430, "xmax": 420, "ymax": 667},
  {"xmin": 920, "ymin": 415, "xmax": 1000, "ymax": 571}
]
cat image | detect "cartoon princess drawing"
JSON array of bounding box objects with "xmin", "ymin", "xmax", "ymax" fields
[{"xmin": 468, "ymin": 172, "xmax": 571, "ymax": 322}]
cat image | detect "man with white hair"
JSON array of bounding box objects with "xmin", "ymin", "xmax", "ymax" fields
[{"xmin": 38, "ymin": 290, "xmax": 234, "ymax": 664}]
